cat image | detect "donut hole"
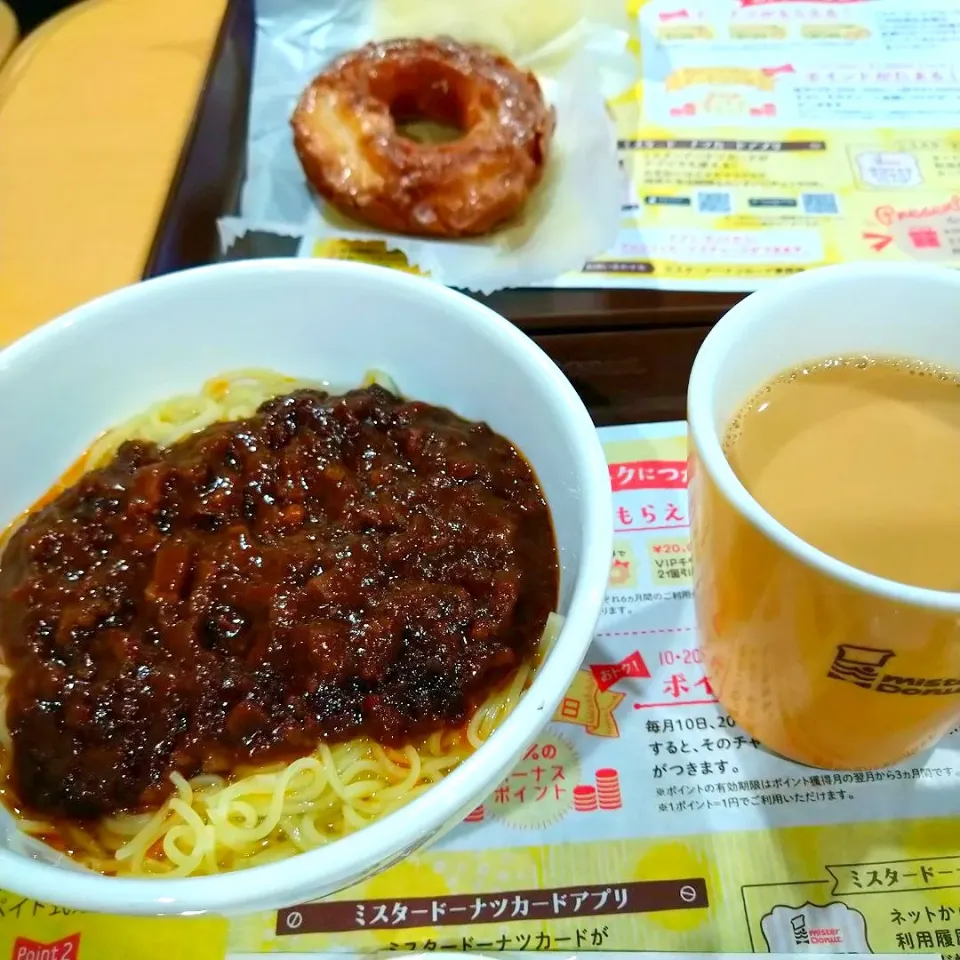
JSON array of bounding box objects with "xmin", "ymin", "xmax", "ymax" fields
[
  {"xmin": 394, "ymin": 114, "xmax": 463, "ymax": 145},
  {"xmin": 378, "ymin": 64, "xmax": 472, "ymax": 145}
]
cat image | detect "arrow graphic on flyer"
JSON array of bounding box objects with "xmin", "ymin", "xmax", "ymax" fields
[
  {"xmin": 761, "ymin": 64, "xmax": 797, "ymax": 76},
  {"xmin": 862, "ymin": 232, "xmax": 893, "ymax": 252}
]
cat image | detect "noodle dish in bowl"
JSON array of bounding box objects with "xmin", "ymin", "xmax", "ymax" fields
[{"xmin": 0, "ymin": 259, "xmax": 611, "ymax": 915}]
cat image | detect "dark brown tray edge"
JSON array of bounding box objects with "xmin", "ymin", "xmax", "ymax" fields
[{"xmin": 142, "ymin": 0, "xmax": 255, "ymax": 280}]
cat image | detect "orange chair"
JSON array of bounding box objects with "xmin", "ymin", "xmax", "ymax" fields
[
  {"xmin": 0, "ymin": 0, "xmax": 227, "ymax": 346},
  {"xmin": 0, "ymin": 3, "xmax": 17, "ymax": 66}
]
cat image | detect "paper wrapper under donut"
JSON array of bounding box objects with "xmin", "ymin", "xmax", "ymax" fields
[{"xmin": 231, "ymin": 0, "xmax": 629, "ymax": 293}]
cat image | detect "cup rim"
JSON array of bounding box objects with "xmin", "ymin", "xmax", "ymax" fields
[{"xmin": 687, "ymin": 261, "xmax": 960, "ymax": 614}]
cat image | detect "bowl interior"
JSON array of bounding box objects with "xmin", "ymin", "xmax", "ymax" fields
[{"xmin": 0, "ymin": 260, "xmax": 610, "ymax": 910}]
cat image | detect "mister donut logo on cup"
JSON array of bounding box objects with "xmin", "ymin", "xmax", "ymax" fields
[{"xmin": 687, "ymin": 262, "xmax": 960, "ymax": 771}]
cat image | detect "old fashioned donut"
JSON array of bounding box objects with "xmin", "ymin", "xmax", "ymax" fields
[{"xmin": 291, "ymin": 37, "xmax": 556, "ymax": 238}]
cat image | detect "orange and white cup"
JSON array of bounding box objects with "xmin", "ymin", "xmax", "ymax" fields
[{"xmin": 687, "ymin": 263, "xmax": 960, "ymax": 770}]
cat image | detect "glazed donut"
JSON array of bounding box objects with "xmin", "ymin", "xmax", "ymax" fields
[{"xmin": 291, "ymin": 37, "xmax": 556, "ymax": 238}]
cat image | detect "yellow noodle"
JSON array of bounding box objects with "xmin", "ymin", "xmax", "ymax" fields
[{"xmin": 0, "ymin": 370, "xmax": 561, "ymax": 876}]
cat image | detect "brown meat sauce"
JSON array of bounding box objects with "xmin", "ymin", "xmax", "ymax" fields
[{"xmin": 0, "ymin": 387, "xmax": 558, "ymax": 821}]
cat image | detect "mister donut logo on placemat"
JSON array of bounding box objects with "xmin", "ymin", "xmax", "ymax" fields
[
  {"xmin": 761, "ymin": 902, "xmax": 872, "ymax": 954},
  {"xmin": 827, "ymin": 644, "xmax": 960, "ymax": 696}
]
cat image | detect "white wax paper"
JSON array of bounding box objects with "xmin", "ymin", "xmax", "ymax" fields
[{"xmin": 231, "ymin": 0, "xmax": 630, "ymax": 292}]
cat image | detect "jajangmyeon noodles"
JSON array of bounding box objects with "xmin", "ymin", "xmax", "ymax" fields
[{"xmin": 0, "ymin": 370, "xmax": 560, "ymax": 876}]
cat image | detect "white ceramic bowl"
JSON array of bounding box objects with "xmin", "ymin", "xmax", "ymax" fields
[{"xmin": 0, "ymin": 259, "xmax": 611, "ymax": 915}]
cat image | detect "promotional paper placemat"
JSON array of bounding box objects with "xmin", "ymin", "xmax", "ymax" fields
[
  {"xmin": 223, "ymin": 422, "xmax": 960, "ymax": 956},
  {"xmin": 5, "ymin": 422, "xmax": 960, "ymax": 958}
]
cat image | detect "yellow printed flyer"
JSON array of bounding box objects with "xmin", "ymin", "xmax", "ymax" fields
[
  {"xmin": 232, "ymin": 0, "xmax": 960, "ymax": 292},
  {"xmin": 580, "ymin": 0, "xmax": 960, "ymax": 290},
  {"xmin": 215, "ymin": 422, "xmax": 960, "ymax": 956}
]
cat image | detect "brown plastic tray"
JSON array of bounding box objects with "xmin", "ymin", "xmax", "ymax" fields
[{"xmin": 143, "ymin": 0, "xmax": 741, "ymax": 425}]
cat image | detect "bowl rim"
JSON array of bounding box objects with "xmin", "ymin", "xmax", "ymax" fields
[{"xmin": 0, "ymin": 258, "xmax": 613, "ymax": 914}]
